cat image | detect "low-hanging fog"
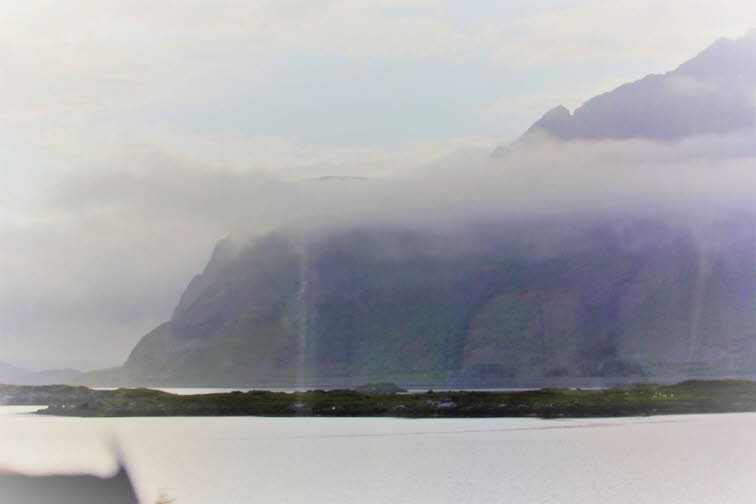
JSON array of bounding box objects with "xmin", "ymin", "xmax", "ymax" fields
[
  {"xmin": 1, "ymin": 128, "xmax": 753, "ymax": 370},
  {"xmin": 0, "ymin": 1, "xmax": 753, "ymax": 371}
]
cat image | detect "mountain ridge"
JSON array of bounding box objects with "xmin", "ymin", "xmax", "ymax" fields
[
  {"xmin": 79, "ymin": 215, "xmax": 756, "ymax": 387},
  {"xmin": 493, "ymin": 30, "xmax": 755, "ymax": 153},
  {"xmin": 76, "ymin": 34, "xmax": 756, "ymax": 387}
]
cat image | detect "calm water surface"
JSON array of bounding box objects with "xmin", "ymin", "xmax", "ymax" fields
[{"xmin": 0, "ymin": 406, "xmax": 754, "ymax": 503}]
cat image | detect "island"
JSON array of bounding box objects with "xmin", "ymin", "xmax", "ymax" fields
[{"xmin": 2, "ymin": 380, "xmax": 756, "ymax": 418}]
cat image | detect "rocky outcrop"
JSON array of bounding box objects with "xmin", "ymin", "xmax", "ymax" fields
[{"xmin": 80, "ymin": 215, "xmax": 755, "ymax": 387}]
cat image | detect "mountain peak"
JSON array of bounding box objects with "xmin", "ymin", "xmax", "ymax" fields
[
  {"xmin": 543, "ymin": 105, "xmax": 571, "ymax": 119},
  {"xmin": 492, "ymin": 31, "xmax": 756, "ymax": 152},
  {"xmin": 524, "ymin": 105, "xmax": 572, "ymax": 137},
  {"xmin": 675, "ymin": 30, "xmax": 756, "ymax": 81}
]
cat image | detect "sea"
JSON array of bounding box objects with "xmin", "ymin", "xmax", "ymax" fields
[{"xmin": 1, "ymin": 396, "xmax": 755, "ymax": 503}]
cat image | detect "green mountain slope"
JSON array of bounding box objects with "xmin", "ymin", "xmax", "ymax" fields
[{"xmin": 81, "ymin": 216, "xmax": 755, "ymax": 386}]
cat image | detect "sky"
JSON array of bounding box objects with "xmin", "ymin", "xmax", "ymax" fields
[{"xmin": 1, "ymin": 0, "xmax": 755, "ymax": 370}]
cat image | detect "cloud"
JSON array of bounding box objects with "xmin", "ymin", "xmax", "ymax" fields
[
  {"xmin": 476, "ymin": 75, "xmax": 637, "ymax": 118},
  {"xmin": 482, "ymin": 0, "xmax": 756, "ymax": 67},
  {"xmin": 0, "ymin": 0, "xmax": 471, "ymax": 121},
  {"xmin": 2, "ymin": 130, "xmax": 752, "ymax": 368},
  {"xmin": 2, "ymin": 0, "xmax": 752, "ymax": 124},
  {"xmin": 0, "ymin": 129, "xmax": 498, "ymax": 368},
  {"xmin": 24, "ymin": 122, "xmax": 499, "ymax": 179},
  {"xmin": 0, "ymin": 0, "xmax": 753, "ymax": 371}
]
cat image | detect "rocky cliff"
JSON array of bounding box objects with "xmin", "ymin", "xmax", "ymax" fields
[{"xmin": 81, "ymin": 215, "xmax": 755, "ymax": 386}]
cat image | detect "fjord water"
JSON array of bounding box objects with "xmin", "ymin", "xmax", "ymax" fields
[{"xmin": 1, "ymin": 407, "xmax": 755, "ymax": 504}]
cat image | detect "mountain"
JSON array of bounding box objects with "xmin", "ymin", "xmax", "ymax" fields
[
  {"xmin": 80, "ymin": 34, "xmax": 756, "ymax": 387},
  {"xmin": 0, "ymin": 361, "xmax": 28, "ymax": 383},
  {"xmin": 17, "ymin": 368, "xmax": 83, "ymax": 385},
  {"xmin": 80, "ymin": 214, "xmax": 756, "ymax": 387},
  {"xmin": 0, "ymin": 360, "xmax": 83, "ymax": 386},
  {"xmin": 0, "ymin": 362, "xmax": 83, "ymax": 385},
  {"xmin": 495, "ymin": 29, "xmax": 756, "ymax": 151}
]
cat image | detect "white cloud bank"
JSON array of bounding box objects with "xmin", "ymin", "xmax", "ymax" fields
[
  {"xmin": 1, "ymin": 0, "xmax": 753, "ymax": 121},
  {"xmin": 1, "ymin": 130, "xmax": 753, "ymax": 368}
]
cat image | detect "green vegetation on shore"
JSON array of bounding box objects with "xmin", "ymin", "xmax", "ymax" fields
[{"xmin": 3, "ymin": 380, "xmax": 756, "ymax": 419}]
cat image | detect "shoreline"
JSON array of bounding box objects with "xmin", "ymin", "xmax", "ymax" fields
[{"xmin": 3, "ymin": 379, "xmax": 756, "ymax": 419}]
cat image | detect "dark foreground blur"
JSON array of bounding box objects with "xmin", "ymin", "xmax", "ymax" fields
[{"xmin": 0, "ymin": 465, "xmax": 138, "ymax": 504}]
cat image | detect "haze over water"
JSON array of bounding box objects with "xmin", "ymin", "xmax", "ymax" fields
[{"xmin": 1, "ymin": 407, "xmax": 754, "ymax": 503}]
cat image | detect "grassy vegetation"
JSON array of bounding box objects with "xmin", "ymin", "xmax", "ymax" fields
[{"xmin": 2, "ymin": 380, "xmax": 756, "ymax": 419}]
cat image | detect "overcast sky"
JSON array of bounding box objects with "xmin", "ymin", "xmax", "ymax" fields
[{"xmin": 1, "ymin": 0, "xmax": 755, "ymax": 370}]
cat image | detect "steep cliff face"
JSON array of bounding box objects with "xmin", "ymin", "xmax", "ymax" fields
[
  {"xmin": 123, "ymin": 233, "xmax": 303, "ymax": 384},
  {"xmin": 112, "ymin": 216, "xmax": 755, "ymax": 386}
]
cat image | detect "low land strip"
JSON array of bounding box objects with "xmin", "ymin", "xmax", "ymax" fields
[{"xmin": 2, "ymin": 380, "xmax": 756, "ymax": 419}]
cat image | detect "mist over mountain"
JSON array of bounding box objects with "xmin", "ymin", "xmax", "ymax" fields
[
  {"xmin": 79, "ymin": 216, "xmax": 751, "ymax": 387},
  {"xmin": 80, "ymin": 33, "xmax": 755, "ymax": 387}
]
